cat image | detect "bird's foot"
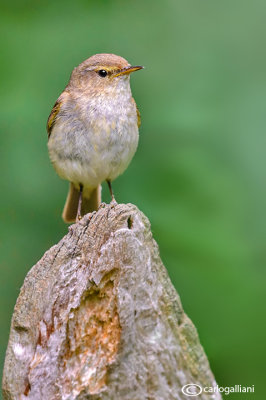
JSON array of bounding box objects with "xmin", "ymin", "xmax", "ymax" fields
[
  {"xmin": 110, "ymin": 197, "xmax": 117, "ymax": 208},
  {"xmin": 75, "ymin": 214, "xmax": 82, "ymax": 223}
]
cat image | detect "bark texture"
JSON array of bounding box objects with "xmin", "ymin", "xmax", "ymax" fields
[{"xmin": 2, "ymin": 203, "xmax": 221, "ymax": 400}]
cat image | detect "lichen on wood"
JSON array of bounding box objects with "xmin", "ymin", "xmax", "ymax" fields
[{"xmin": 2, "ymin": 203, "xmax": 221, "ymax": 400}]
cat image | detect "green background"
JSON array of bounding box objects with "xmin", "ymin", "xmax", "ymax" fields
[{"xmin": 0, "ymin": 0, "xmax": 265, "ymax": 398}]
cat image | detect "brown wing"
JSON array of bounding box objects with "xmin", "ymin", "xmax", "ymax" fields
[
  {"xmin": 47, "ymin": 92, "xmax": 68, "ymax": 139},
  {"xmin": 136, "ymin": 106, "xmax": 141, "ymax": 128},
  {"xmin": 131, "ymin": 97, "xmax": 141, "ymax": 128}
]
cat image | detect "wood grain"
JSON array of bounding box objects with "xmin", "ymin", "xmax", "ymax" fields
[{"xmin": 2, "ymin": 203, "xmax": 221, "ymax": 400}]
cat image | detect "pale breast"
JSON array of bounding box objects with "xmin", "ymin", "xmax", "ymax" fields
[{"xmin": 48, "ymin": 88, "xmax": 139, "ymax": 188}]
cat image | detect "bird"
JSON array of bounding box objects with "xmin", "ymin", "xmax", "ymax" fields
[{"xmin": 47, "ymin": 53, "xmax": 143, "ymax": 223}]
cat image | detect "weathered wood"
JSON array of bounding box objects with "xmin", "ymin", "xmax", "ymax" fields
[{"xmin": 2, "ymin": 203, "xmax": 221, "ymax": 400}]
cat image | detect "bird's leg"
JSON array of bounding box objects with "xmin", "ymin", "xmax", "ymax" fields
[
  {"xmin": 76, "ymin": 184, "xmax": 83, "ymax": 222},
  {"xmin": 106, "ymin": 180, "xmax": 117, "ymax": 204}
]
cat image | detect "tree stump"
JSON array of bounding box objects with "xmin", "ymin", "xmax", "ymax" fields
[{"xmin": 2, "ymin": 203, "xmax": 221, "ymax": 400}]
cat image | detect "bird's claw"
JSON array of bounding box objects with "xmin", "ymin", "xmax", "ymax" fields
[
  {"xmin": 75, "ymin": 214, "xmax": 82, "ymax": 223},
  {"xmin": 110, "ymin": 198, "xmax": 117, "ymax": 208}
]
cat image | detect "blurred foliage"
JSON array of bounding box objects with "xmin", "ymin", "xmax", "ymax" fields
[{"xmin": 0, "ymin": 0, "xmax": 265, "ymax": 398}]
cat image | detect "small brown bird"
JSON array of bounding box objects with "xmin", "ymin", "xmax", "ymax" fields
[{"xmin": 47, "ymin": 53, "xmax": 143, "ymax": 223}]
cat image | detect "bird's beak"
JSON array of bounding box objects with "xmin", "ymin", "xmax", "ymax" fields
[{"xmin": 114, "ymin": 65, "xmax": 143, "ymax": 78}]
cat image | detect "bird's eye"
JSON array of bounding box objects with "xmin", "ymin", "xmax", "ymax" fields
[{"xmin": 98, "ymin": 69, "xmax": 108, "ymax": 77}]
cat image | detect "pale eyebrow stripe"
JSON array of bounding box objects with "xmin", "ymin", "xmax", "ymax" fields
[{"xmin": 84, "ymin": 66, "xmax": 119, "ymax": 73}]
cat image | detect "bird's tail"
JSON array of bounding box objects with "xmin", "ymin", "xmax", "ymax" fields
[{"xmin": 62, "ymin": 183, "xmax": 101, "ymax": 223}]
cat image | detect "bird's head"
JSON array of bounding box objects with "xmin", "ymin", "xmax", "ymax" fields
[{"xmin": 69, "ymin": 53, "xmax": 143, "ymax": 95}]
